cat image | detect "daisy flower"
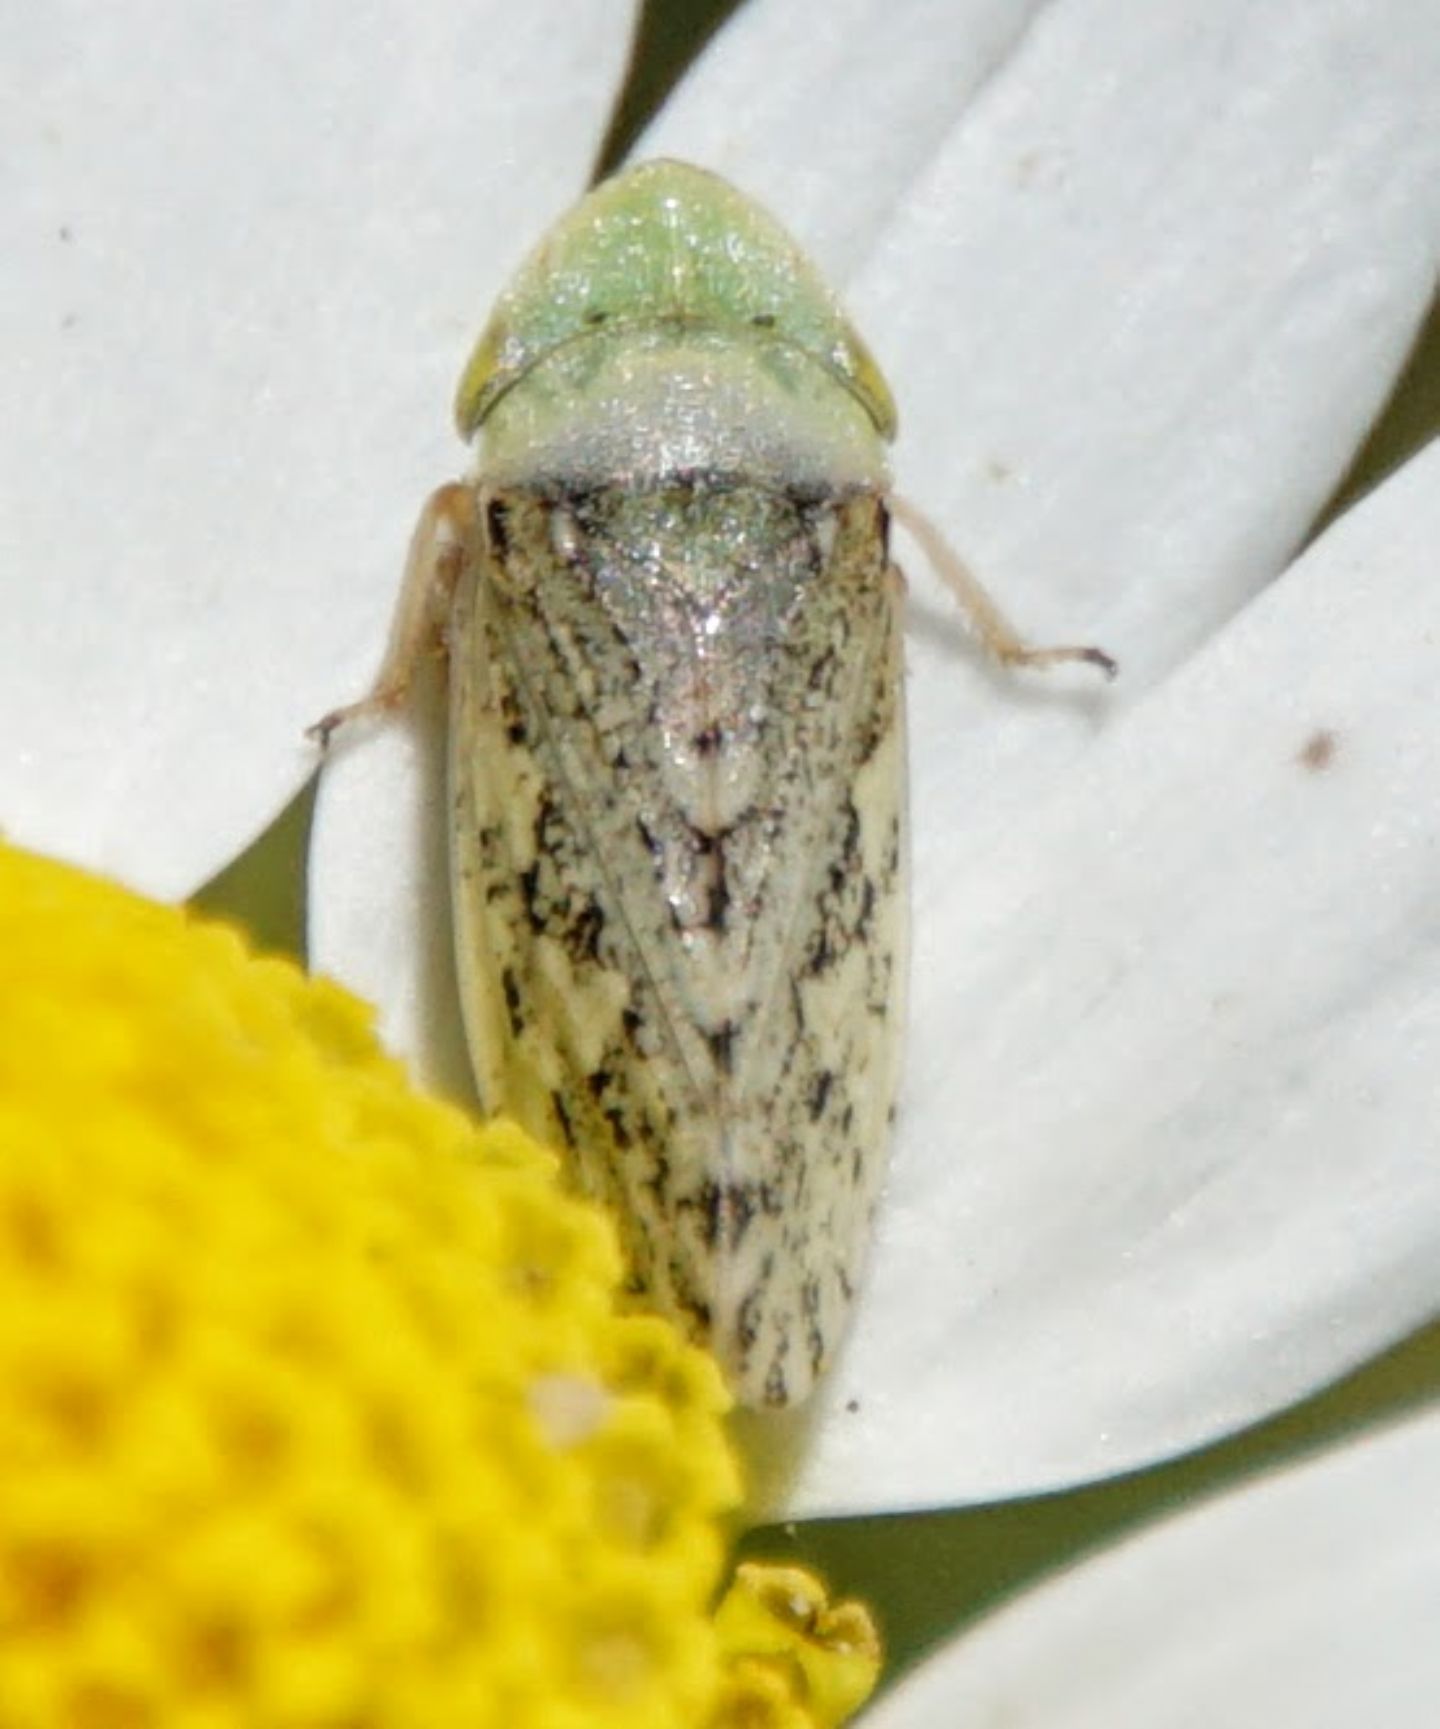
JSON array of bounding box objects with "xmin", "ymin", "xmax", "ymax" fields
[{"xmin": 3, "ymin": 0, "xmax": 1439, "ymax": 1717}]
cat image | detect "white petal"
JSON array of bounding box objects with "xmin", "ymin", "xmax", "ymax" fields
[
  {"xmin": 770, "ymin": 441, "xmax": 1440, "ymax": 1516},
  {"xmin": 0, "ymin": 1, "xmax": 632, "ymax": 896},
  {"xmin": 308, "ymin": 667, "xmax": 474, "ymax": 1101},
  {"xmin": 867, "ymin": 1406, "xmax": 1440, "ymax": 1729}
]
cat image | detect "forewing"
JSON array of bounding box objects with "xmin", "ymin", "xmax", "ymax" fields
[{"xmin": 449, "ymin": 483, "xmax": 905, "ymax": 1403}]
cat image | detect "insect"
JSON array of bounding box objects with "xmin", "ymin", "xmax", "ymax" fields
[{"xmin": 315, "ymin": 160, "xmax": 1113, "ymax": 1406}]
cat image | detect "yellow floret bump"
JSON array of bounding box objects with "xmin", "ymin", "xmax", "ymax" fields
[{"xmin": 0, "ymin": 843, "xmax": 878, "ymax": 1729}]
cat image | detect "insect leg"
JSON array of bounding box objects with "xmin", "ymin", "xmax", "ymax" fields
[
  {"xmin": 890, "ymin": 494, "xmax": 1117, "ymax": 680},
  {"xmin": 308, "ymin": 481, "xmax": 476, "ymax": 748}
]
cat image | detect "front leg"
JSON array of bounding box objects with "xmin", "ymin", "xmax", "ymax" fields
[{"xmin": 308, "ymin": 481, "xmax": 478, "ymax": 748}]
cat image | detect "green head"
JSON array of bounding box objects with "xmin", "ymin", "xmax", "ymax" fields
[{"xmin": 455, "ymin": 159, "xmax": 896, "ymax": 443}]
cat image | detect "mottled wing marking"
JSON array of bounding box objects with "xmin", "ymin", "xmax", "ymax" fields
[{"xmin": 449, "ymin": 479, "xmax": 905, "ymax": 1404}]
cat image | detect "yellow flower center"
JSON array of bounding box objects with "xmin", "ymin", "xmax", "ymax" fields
[{"xmin": 0, "ymin": 842, "xmax": 878, "ymax": 1728}]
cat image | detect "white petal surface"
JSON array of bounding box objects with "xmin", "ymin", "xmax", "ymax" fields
[
  {"xmin": 310, "ymin": 668, "xmax": 476, "ymax": 1104},
  {"xmin": 777, "ymin": 441, "xmax": 1440, "ymax": 1516},
  {"xmin": 867, "ymin": 1407, "xmax": 1440, "ymax": 1728},
  {"xmin": 0, "ymin": 1, "xmax": 631, "ymax": 896},
  {"xmin": 880, "ymin": 0, "xmax": 1440, "ymax": 849}
]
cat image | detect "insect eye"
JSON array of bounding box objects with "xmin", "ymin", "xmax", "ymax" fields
[
  {"xmin": 583, "ymin": 307, "xmax": 610, "ymax": 326},
  {"xmin": 750, "ymin": 312, "xmax": 777, "ymax": 329}
]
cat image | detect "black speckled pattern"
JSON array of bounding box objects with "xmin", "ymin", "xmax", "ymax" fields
[{"xmin": 449, "ymin": 475, "xmax": 906, "ymax": 1406}]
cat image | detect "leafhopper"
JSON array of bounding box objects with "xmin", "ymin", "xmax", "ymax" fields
[{"xmin": 316, "ymin": 161, "xmax": 1112, "ymax": 1406}]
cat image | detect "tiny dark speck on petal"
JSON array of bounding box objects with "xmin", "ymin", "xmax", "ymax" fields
[{"xmin": 1297, "ymin": 728, "xmax": 1339, "ymax": 772}]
